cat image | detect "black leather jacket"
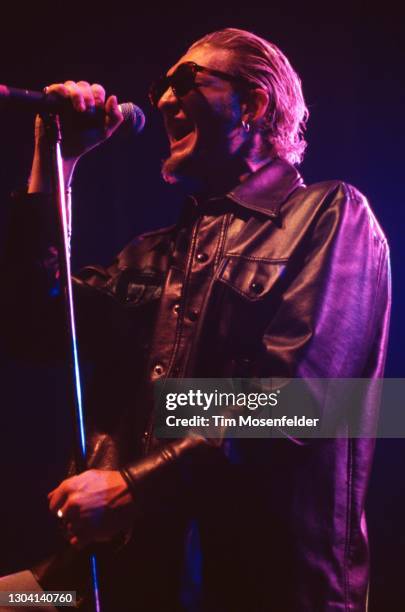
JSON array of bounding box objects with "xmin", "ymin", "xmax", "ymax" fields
[{"xmin": 3, "ymin": 159, "xmax": 391, "ymax": 611}]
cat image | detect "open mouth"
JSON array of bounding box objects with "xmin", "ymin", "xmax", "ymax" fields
[
  {"xmin": 167, "ymin": 120, "xmax": 195, "ymax": 148},
  {"xmin": 170, "ymin": 132, "xmax": 195, "ymax": 150}
]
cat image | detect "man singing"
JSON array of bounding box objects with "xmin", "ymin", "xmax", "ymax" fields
[{"xmin": 1, "ymin": 28, "xmax": 391, "ymax": 611}]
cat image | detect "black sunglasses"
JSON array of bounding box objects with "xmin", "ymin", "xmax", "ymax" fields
[{"xmin": 149, "ymin": 61, "xmax": 253, "ymax": 107}]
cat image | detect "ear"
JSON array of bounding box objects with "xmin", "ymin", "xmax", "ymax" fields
[{"xmin": 241, "ymin": 88, "xmax": 269, "ymax": 126}]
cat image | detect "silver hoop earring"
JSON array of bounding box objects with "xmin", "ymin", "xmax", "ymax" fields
[{"xmin": 241, "ymin": 119, "xmax": 251, "ymax": 133}]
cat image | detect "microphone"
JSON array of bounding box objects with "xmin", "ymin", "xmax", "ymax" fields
[
  {"xmin": 117, "ymin": 102, "xmax": 146, "ymax": 134},
  {"xmin": 0, "ymin": 84, "xmax": 146, "ymax": 134}
]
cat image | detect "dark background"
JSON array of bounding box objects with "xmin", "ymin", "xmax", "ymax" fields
[{"xmin": 0, "ymin": 2, "xmax": 404, "ymax": 610}]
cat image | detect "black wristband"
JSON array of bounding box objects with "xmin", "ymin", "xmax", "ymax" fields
[{"xmin": 119, "ymin": 467, "xmax": 136, "ymax": 500}]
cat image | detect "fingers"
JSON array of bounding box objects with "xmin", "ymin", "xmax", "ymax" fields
[
  {"xmin": 48, "ymin": 469, "xmax": 133, "ymax": 551},
  {"xmin": 64, "ymin": 80, "xmax": 91, "ymax": 112},
  {"xmin": 60, "ymin": 509, "xmax": 94, "ymax": 551},
  {"xmin": 105, "ymin": 95, "xmax": 124, "ymax": 134},
  {"xmin": 64, "ymin": 521, "xmax": 90, "ymax": 550},
  {"xmin": 48, "ymin": 473, "xmax": 92, "ymax": 521},
  {"xmin": 92, "ymin": 83, "xmax": 106, "ymax": 109},
  {"xmin": 59, "ymin": 495, "xmax": 81, "ymax": 523},
  {"xmin": 48, "ymin": 474, "xmax": 84, "ymax": 518},
  {"xmin": 44, "ymin": 81, "xmax": 107, "ymax": 113},
  {"xmin": 41, "ymin": 81, "xmax": 123, "ymax": 155},
  {"xmin": 66, "ymin": 522, "xmax": 111, "ymax": 550},
  {"xmin": 48, "ymin": 478, "xmax": 87, "ymax": 549},
  {"xmin": 44, "ymin": 83, "xmax": 70, "ymax": 100},
  {"xmin": 48, "ymin": 479, "xmax": 70, "ymax": 514}
]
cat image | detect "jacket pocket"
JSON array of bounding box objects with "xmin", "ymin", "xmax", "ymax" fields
[{"xmin": 217, "ymin": 256, "xmax": 288, "ymax": 301}]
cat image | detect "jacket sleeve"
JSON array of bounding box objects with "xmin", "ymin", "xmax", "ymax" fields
[
  {"xmin": 256, "ymin": 182, "xmax": 391, "ymax": 380},
  {"xmin": 120, "ymin": 182, "xmax": 392, "ymax": 505},
  {"xmin": 0, "ymin": 191, "xmax": 125, "ymax": 363}
]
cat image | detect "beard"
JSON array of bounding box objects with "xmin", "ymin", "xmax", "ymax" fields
[
  {"xmin": 161, "ymin": 121, "xmax": 246, "ymax": 188},
  {"xmin": 161, "ymin": 139, "xmax": 229, "ymax": 187},
  {"xmin": 161, "ymin": 149, "xmax": 193, "ymax": 184},
  {"xmin": 161, "ymin": 132, "xmax": 203, "ymax": 184}
]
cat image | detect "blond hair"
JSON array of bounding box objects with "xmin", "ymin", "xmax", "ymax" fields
[{"xmin": 190, "ymin": 28, "xmax": 309, "ymax": 165}]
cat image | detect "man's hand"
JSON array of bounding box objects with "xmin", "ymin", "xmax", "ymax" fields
[
  {"xmin": 28, "ymin": 81, "xmax": 123, "ymax": 192},
  {"xmin": 48, "ymin": 469, "xmax": 134, "ymax": 550}
]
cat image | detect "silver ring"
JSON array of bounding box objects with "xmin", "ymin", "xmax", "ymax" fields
[{"xmin": 57, "ymin": 509, "xmax": 64, "ymax": 519}]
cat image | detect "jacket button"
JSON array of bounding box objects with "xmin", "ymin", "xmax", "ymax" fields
[
  {"xmin": 153, "ymin": 363, "xmax": 165, "ymax": 376},
  {"xmin": 196, "ymin": 252, "xmax": 209, "ymax": 263},
  {"xmin": 250, "ymin": 281, "xmax": 264, "ymax": 294},
  {"xmin": 188, "ymin": 309, "xmax": 199, "ymax": 321},
  {"xmin": 173, "ymin": 302, "xmax": 181, "ymax": 314}
]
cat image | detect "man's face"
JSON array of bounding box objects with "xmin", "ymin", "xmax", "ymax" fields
[{"xmin": 157, "ymin": 45, "xmax": 246, "ymax": 185}]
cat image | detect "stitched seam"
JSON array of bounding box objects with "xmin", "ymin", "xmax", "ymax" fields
[
  {"xmin": 364, "ymin": 246, "xmax": 385, "ymax": 355},
  {"xmin": 356, "ymin": 229, "xmax": 386, "ymax": 378},
  {"xmin": 228, "ymin": 192, "xmax": 278, "ymax": 216},
  {"xmin": 217, "ymin": 254, "xmax": 284, "ymax": 301},
  {"xmin": 166, "ymin": 217, "xmax": 201, "ymax": 375},
  {"xmin": 344, "ymin": 438, "xmax": 353, "ymax": 611},
  {"xmin": 343, "ymin": 183, "xmax": 387, "ymax": 247},
  {"xmin": 225, "ymin": 253, "xmax": 289, "ymax": 263},
  {"xmin": 214, "ymin": 214, "xmax": 231, "ymax": 268},
  {"xmin": 182, "ymin": 214, "xmax": 231, "ymax": 376},
  {"xmin": 114, "ymin": 268, "xmax": 165, "ymax": 282},
  {"xmin": 217, "ymin": 277, "xmax": 262, "ymax": 301}
]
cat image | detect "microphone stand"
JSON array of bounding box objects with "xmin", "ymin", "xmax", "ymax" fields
[{"xmin": 43, "ymin": 113, "xmax": 102, "ymax": 612}]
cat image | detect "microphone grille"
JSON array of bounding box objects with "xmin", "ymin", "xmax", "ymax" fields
[{"xmin": 119, "ymin": 102, "xmax": 146, "ymax": 134}]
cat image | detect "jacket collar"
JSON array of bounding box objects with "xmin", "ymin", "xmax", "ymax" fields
[{"xmin": 227, "ymin": 158, "xmax": 304, "ymax": 218}]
